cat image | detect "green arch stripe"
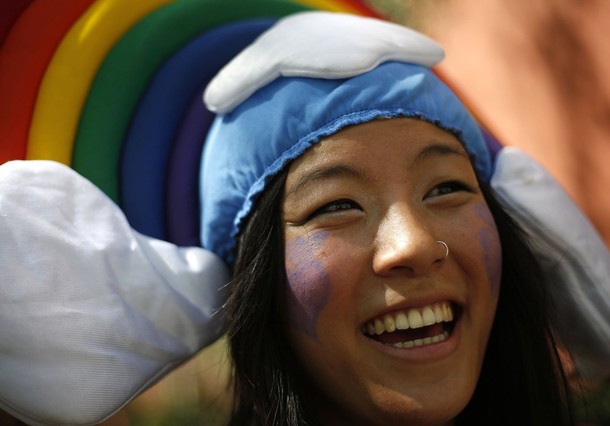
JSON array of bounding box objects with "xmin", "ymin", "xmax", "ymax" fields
[{"xmin": 73, "ymin": 0, "xmax": 310, "ymax": 203}]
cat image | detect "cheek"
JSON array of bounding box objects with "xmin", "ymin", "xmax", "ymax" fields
[
  {"xmin": 473, "ymin": 204, "xmax": 502, "ymax": 298},
  {"xmin": 285, "ymin": 232, "xmax": 332, "ymax": 339}
]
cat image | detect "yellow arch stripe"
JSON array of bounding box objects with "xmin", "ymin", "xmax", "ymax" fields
[
  {"xmin": 27, "ymin": 0, "xmax": 175, "ymax": 164},
  {"xmin": 295, "ymin": 0, "xmax": 361, "ymax": 14}
]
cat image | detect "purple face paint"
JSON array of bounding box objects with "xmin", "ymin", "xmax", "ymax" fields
[
  {"xmin": 284, "ymin": 231, "xmax": 332, "ymax": 339},
  {"xmin": 474, "ymin": 204, "xmax": 502, "ymax": 297}
]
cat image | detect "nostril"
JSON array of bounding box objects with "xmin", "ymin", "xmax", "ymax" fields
[
  {"xmin": 373, "ymin": 239, "xmax": 447, "ymax": 277},
  {"xmin": 373, "ymin": 210, "xmax": 447, "ymax": 276}
]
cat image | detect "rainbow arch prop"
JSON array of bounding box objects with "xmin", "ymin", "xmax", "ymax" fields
[
  {"xmin": 0, "ymin": 0, "xmax": 505, "ymax": 246},
  {"xmin": 0, "ymin": 0, "xmax": 502, "ymax": 246},
  {"xmin": 0, "ymin": 0, "xmax": 383, "ymax": 245},
  {"xmin": 0, "ymin": 0, "xmax": 384, "ymax": 246}
]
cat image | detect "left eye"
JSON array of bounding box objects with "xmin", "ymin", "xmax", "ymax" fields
[
  {"xmin": 309, "ymin": 199, "xmax": 361, "ymax": 219},
  {"xmin": 426, "ymin": 180, "xmax": 476, "ymax": 198}
]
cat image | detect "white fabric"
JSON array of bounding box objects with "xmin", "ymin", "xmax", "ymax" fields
[
  {"xmin": 491, "ymin": 148, "xmax": 610, "ymax": 381},
  {"xmin": 204, "ymin": 11, "xmax": 444, "ymax": 114},
  {"xmin": 0, "ymin": 160, "xmax": 230, "ymax": 426}
]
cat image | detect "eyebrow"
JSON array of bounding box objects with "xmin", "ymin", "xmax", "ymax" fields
[
  {"xmin": 285, "ymin": 164, "xmax": 367, "ymax": 198},
  {"xmin": 412, "ymin": 142, "xmax": 470, "ymax": 165},
  {"xmin": 285, "ymin": 141, "xmax": 469, "ymax": 198}
]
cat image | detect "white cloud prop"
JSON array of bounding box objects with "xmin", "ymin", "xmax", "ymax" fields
[
  {"xmin": 0, "ymin": 160, "xmax": 229, "ymax": 426},
  {"xmin": 204, "ymin": 11, "xmax": 444, "ymax": 114},
  {"xmin": 492, "ymin": 148, "xmax": 610, "ymax": 381}
]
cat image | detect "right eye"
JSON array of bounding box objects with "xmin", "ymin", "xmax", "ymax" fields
[
  {"xmin": 426, "ymin": 179, "xmax": 477, "ymax": 199},
  {"xmin": 308, "ymin": 199, "xmax": 362, "ymax": 219}
]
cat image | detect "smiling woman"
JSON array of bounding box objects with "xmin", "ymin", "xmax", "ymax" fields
[
  {"xmin": 280, "ymin": 119, "xmax": 501, "ymax": 424},
  {"xmin": 3, "ymin": 8, "xmax": 603, "ymax": 426},
  {"xmin": 204, "ymin": 12, "xmax": 576, "ymax": 426}
]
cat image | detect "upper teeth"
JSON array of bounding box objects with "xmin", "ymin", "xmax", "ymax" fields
[{"xmin": 363, "ymin": 302, "xmax": 453, "ymax": 336}]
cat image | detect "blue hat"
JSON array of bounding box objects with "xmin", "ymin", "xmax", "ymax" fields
[
  {"xmin": 200, "ymin": 14, "xmax": 610, "ymax": 384},
  {"xmin": 201, "ymin": 11, "xmax": 491, "ymax": 265}
]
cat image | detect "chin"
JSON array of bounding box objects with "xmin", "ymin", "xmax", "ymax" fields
[
  {"xmin": 313, "ymin": 382, "xmax": 469, "ymax": 426},
  {"xmin": 366, "ymin": 393, "xmax": 464, "ymax": 426}
]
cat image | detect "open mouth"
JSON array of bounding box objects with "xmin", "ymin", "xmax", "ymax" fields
[{"xmin": 362, "ymin": 302, "xmax": 458, "ymax": 349}]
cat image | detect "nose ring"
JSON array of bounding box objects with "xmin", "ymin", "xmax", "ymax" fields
[{"xmin": 437, "ymin": 240, "xmax": 449, "ymax": 260}]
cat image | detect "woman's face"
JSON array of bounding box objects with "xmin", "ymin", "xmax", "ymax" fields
[{"xmin": 282, "ymin": 118, "xmax": 501, "ymax": 426}]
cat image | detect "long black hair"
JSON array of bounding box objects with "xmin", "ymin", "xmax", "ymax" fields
[
  {"xmin": 456, "ymin": 182, "xmax": 574, "ymax": 425},
  {"xmin": 225, "ymin": 167, "xmax": 574, "ymax": 426},
  {"xmin": 225, "ymin": 170, "xmax": 310, "ymax": 425}
]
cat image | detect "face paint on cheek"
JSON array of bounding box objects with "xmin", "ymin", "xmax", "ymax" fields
[
  {"xmin": 284, "ymin": 232, "xmax": 332, "ymax": 339},
  {"xmin": 474, "ymin": 204, "xmax": 502, "ymax": 298}
]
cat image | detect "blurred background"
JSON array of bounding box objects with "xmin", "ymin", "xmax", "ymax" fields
[{"xmin": 1, "ymin": 0, "xmax": 608, "ymax": 424}]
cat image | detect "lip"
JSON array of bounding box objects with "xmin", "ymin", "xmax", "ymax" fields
[{"xmin": 361, "ymin": 305, "xmax": 462, "ymax": 363}]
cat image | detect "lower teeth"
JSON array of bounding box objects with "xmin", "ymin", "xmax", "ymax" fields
[{"xmin": 391, "ymin": 331, "xmax": 449, "ymax": 348}]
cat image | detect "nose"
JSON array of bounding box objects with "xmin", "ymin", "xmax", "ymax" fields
[{"xmin": 372, "ymin": 204, "xmax": 447, "ymax": 277}]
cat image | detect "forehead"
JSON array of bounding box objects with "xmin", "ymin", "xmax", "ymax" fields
[{"xmin": 287, "ymin": 118, "xmax": 468, "ymax": 174}]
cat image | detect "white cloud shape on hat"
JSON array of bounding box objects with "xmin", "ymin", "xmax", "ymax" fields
[{"xmin": 204, "ymin": 11, "xmax": 444, "ymax": 114}]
